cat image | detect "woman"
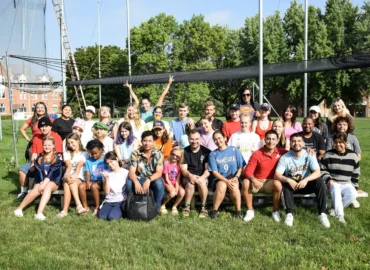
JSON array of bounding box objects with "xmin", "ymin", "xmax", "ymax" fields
[
  {"xmin": 144, "ymin": 105, "xmax": 171, "ymax": 133},
  {"xmin": 237, "ymin": 86, "xmax": 260, "ymax": 119},
  {"xmin": 99, "ymin": 106, "xmax": 118, "ymax": 140},
  {"xmin": 283, "ymin": 105, "xmax": 302, "ymax": 141},
  {"xmin": 252, "ymin": 103, "xmax": 273, "ymax": 146},
  {"xmin": 52, "ymin": 104, "xmax": 75, "ymax": 141},
  {"xmin": 327, "ymin": 98, "xmax": 355, "ymax": 135},
  {"xmin": 152, "ymin": 121, "xmax": 172, "ymax": 159},
  {"xmin": 81, "ymin": 105, "xmax": 96, "ymax": 146},
  {"xmin": 308, "ymin": 105, "xmax": 328, "ymax": 141},
  {"xmin": 208, "ymin": 130, "xmax": 246, "ymax": 219},
  {"xmin": 272, "ymin": 118, "xmax": 289, "ymax": 150},
  {"xmin": 199, "ymin": 116, "xmax": 218, "ymax": 151},
  {"xmin": 114, "ymin": 122, "xmax": 139, "ymax": 168},
  {"xmin": 118, "ymin": 99, "xmax": 145, "ymax": 139},
  {"xmin": 93, "ymin": 122, "xmax": 114, "ymax": 155}
]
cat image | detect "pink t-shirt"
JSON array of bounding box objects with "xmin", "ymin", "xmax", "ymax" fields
[
  {"xmin": 26, "ymin": 117, "xmax": 54, "ymax": 137},
  {"xmin": 284, "ymin": 122, "xmax": 302, "ymax": 140},
  {"xmin": 201, "ymin": 130, "xmax": 218, "ymax": 151},
  {"xmin": 162, "ymin": 161, "xmax": 180, "ymax": 185}
]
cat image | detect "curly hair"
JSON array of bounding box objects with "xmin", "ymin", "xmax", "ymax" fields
[{"xmin": 332, "ymin": 116, "xmax": 354, "ymax": 134}]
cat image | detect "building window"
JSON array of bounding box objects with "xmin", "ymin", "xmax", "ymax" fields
[
  {"xmin": 52, "ymin": 91, "xmax": 58, "ymax": 100},
  {"xmin": 42, "ymin": 93, "xmax": 48, "ymax": 100},
  {"xmin": 0, "ymin": 104, "xmax": 5, "ymax": 113},
  {"xmin": 20, "ymin": 104, "xmax": 27, "ymax": 112},
  {"xmin": 0, "ymin": 85, "xmax": 5, "ymax": 99},
  {"xmin": 52, "ymin": 104, "xmax": 58, "ymax": 113},
  {"xmin": 20, "ymin": 91, "xmax": 27, "ymax": 100}
]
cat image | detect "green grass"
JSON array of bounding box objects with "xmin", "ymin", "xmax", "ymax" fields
[{"xmin": 1, "ymin": 118, "xmax": 370, "ymax": 269}]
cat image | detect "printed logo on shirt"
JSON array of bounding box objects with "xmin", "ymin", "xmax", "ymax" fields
[
  {"xmin": 216, "ymin": 156, "xmax": 236, "ymax": 164},
  {"xmin": 92, "ymin": 164, "xmax": 105, "ymax": 178},
  {"xmin": 200, "ymin": 155, "xmax": 205, "ymax": 163}
]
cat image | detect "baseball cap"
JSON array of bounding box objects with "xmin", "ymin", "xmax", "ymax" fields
[
  {"xmin": 86, "ymin": 105, "xmax": 96, "ymax": 114},
  {"xmin": 38, "ymin": 117, "xmax": 52, "ymax": 128},
  {"xmin": 309, "ymin": 105, "xmax": 321, "ymax": 114},
  {"xmin": 93, "ymin": 122, "xmax": 109, "ymax": 131},
  {"xmin": 260, "ymin": 103, "xmax": 271, "ymax": 111},
  {"xmin": 153, "ymin": 121, "xmax": 165, "ymax": 129},
  {"xmin": 229, "ymin": 103, "xmax": 240, "ymax": 110}
]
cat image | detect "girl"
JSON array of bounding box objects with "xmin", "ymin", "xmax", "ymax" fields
[
  {"xmin": 282, "ymin": 105, "xmax": 302, "ymax": 140},
  {"xmin": 199, "ymin": 116, "xmax": 218, "ymax": 151},
  {"xmin": 99, "ymin": 106, "xmax": 118, "ymax": 140},
  {"xmin": 93, "ymin": 122, "xmax": 114, "ymax": 154},
  {"xmin": 252, "ymin": 103, "xmax": 273, "ymax": 146},
  {"xmin": 81, "ymin": 105, "xmax": 96, "ymax": 146},
  {"xmin": 52, "ymin": 104, "xmax": 75, "ymax": 140},
  {"xmin": 327, "ymin": 98, "xmax": 354, "ymax": 135},
  {"xmin": 62, "ymin": 118, "xmax": 86, "ymax": 152},
  {"xmin": 14, "ymin": 136, "xmax": 63, "ymax": 220},
  {"xmin": 272, "ymin": 118, "xmax": 289, "ymax": 150},
  {"xmin": 152, "ymin": 121, "xmax": 172, "ymax": 159},
  {"xmin": 144, "ymin": 105, "xmax": 171, "ymax": 133},
  {"xmin": 58, "ymin": 133, "xmax": 88, "ymax": 218},
  {"xmin": 79, "ymin": 139, "xmax": 108, "ymax": 216},
  {"xmin": 309, "ymin": 105, "xmax": 328, "ymax": 142},
  {"xmin": 99, "ymin": 151, "xmax": 128, "ymax": 221},
  {"xmin": 159, "ymin": 147, "xmax": 185, "ymax": 215},
  {"xmin": 114, "ymin": 122, "xmax": 139, "ymax": 168}
]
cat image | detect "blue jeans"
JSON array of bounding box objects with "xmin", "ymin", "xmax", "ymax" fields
[
  {"xmin": 98, "ymin": 201, "xmax": 123, "ymax": 221},
  {"xmin": 126, "ymin": 177, "xmax": 164, "ymax": 210}
]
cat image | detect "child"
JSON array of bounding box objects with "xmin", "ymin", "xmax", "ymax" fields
[
  {"xmin": 14, "ymin": 136, "xmax": 63, "ymax": 220},
  {"xmin": 99, "ymin": 151, "xmax": 128, "ymax": 221},
  {"xmin": 93, "ymin": 122, "xmax": 114, "ymax": 154},
  {"xmin": 58, "ymin": 133, "xmax": 88, "ymax": 218},
  {"xmin": 159, "ymin": 147, "xmax": 185, "ymax": 215},
  {"xmin": 114, "ymin": 122, "xmax": 139, "ymax": 168},
  {"xmin": 79, "ymin": 139, "xmax": 108, "ymax": 216}
]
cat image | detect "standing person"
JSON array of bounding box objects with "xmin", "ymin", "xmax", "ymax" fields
[
  {"xmin": 180, "ymin": 129, "xmax": 211, "ymax": 218},
  {"xmin": 170, "ymin": 103, "xmax": 195, "ymax": 146},
  {"xmin": 52, "ymin": 104, "xmax": 75, "ymax": 140},
  {"xmin": 196, "ymin": 101, "xmax": 223, "ymax": 130},
  {"xmin": 126, "ymin": 77, "xmax": 173, "ymax": 123},
  {"xmin": 99, "ymin": 106, "xmax": 118, "ymax": 140},
  {"xmin": 179, "ymin": 122, "xmax": 195, "ymax": 149},
  {"xmin": 14, "ymin": 136, "xmax": 63, "ymax": 220},
  {"xmin": 320, "ymin": 133, "xmax": 359, "ymax": 223},
  {"xmin": 221, "ymin": 103, "xmax": 241, "ymax": 141},
  {"xmin": 58, "ymin": 133, "xmax": 88, "ymax": 217},
  {"xmin": 152, "ymin": 121, "xmax": 173, "ymax": 159},
  {"xmin": 274, "ymin": 133, "xmax": 330, "ymax": 228},
  {"xmin": 118, "ymin": 99, "xmax": 145, "ymax": 140},
  {"xmin": 326, "ymin": 98, "xmax": 355, "ymax": 135},
  {"xmin": 99, "ymin": 151, "xmax": 128, "ymax": 221},
  {"xmin": 283, "ymin": 105, "xmax": 302, "ymax": 141},
  {"xmin": 114, "ymin": 122, "xmax": 139, "ymax": 168},
  {"xmin": 79, "ymin": 139, "xmax": 108, "ymax": 216},
  {"xmin": 199, "ymin": 116, "xmax": 218, "ymax": 151},
  {"xmin": 242, "ymin": 130, "xmax": 287, "ymax": 222},
  {"xmin": 229, "ymin": 114, "xmax": 260, "ymax": 164},
  {"xmin": 308, "ymin": 105, "xmax": 328, "ymax": 142},
  {"xmin": 252, "ymin": 103, "xmax": 273, "ymax": 146},
  {"xmin": 127, "ymin": 131, "xmax": 165, "ymax": 211},
  {"xmin": 160, "ymin": 147, "xmax": 185, "ymax": 215},
  {"xmin": 237, "ymin": 86, "xmax": 260, "ymax": 119},
  {"xmin": 301, "ymin": 117, "xmax": 326, "ymax": 160},
  {"xmin": 93, "ymin": 122, "xmax": 114, "ymax": 155},
  {"xmin": 144, "ymin": 105, "xmax": 171, "ymax": 134},
  {"xmin": 208, "ymin": 130, "xmax": 246, "ymax": 219},
  {"xmin": 272, "ymin": 118, "xmax": 289, "ymax": 150},
  {"xmin": 81, "ymin": 105, "xmax": 96, "ymax": 146}
]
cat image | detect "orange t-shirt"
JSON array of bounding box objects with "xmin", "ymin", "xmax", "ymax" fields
[{"xmin": 154, "ymin": 138, "xmax": 172, "ymax": 159}]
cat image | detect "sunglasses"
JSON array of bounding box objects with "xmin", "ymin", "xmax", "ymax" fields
[
  {"xmin": 242, "ymin": 94, "xmax": 251, "ymax": 97},
  {"xmin": 171, "ymin": 153, "xmax": 181, "ymax": 159}
]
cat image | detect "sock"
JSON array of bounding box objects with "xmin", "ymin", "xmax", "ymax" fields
[
  {"xmin": 185, "ymin": 202, "xmax": 190, "ymax": 207},
  {"xmin": 21, "ymin": 186, "xmax": 28, "ymax": 193},
  {"xmin": 201, "ymin": 202, "xmax": 206, "ymax": 208}
]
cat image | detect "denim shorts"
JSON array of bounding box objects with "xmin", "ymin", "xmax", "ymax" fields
[{"xmin": 19, "ymin": 162, "xmax": 35, "ymax": 177}]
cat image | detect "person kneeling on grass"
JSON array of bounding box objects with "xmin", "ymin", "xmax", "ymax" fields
[
  {"xmin": 243, "ymin": 130, "xmax": 287, "ymax": 222},
  {"xmin": 14, "ymin": 136, "xmax": 63, "ymax": 220},
  {"xmin": 99, "ymin": 151, "xmax": 128, "ymax": 221},
  {"xmin": 320, "ymin": 133, "xmax": 359, "ymax": 224},
  {"xmin": 274, "ymin": 132, "xmax": 330, "ymax": 228},
  {"xmin": 208, "ymin": 130, "xmax": 246, "ymax": 219}
]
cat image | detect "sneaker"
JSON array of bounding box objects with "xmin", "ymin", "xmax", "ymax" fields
[
  {"xmin": 160, "ymin": 206, "xmax": 168, "ymax": 215},
  {"xmin": 171, "ymin": 207, "xmax": 179, "ymax": 216},
  {"xmin": 209, "ymin": 210, "xmax": 218, "ymax": 219},
  {"xmin": 34, "ymin": 213, "xmax": 46, "ymax": 221},
  {"xmin": 272, "ymin": 211, "xmax": 281, "ymax": 222},
  {"xmin": 182, "ymin": 206, "xmax": 190, "ymax": 217},
  {"xmin": 16, "ymin": 192, "xmax": 27, "ymax": 202},
  {"xmin": 234, "ymin": 211, "xmax": 242, "ymax": 219},
  {"xmin": 14, "ymin": 209, "xmax": 23, "ymax": 217},
  {"xmin": 318, "ymin": 213, "xmax": 330, "ymax": 228},
  {"xmin": 351, "ymin": 200, "xmax": 360, "ymax": 208},
  {"xmin": 337, "ymin": 215, "xmax": 346, "ymax": 224},
  {"xmin": 199, "ymin": 208, "xmax": 208, "ymax": 218},
  {"xmin": 284, "ymin": 213, "xmax": 294, "ymax": 227},
  {"xmin": 243, "ymin": 210, "xmax": 254, "ymax": 222},
  {"xmin": 329, "ymin": 208, "xmax": 336, "ymax": 217}
]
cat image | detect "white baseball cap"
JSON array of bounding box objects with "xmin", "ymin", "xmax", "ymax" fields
[
  {"xmin": 85, "ymin": 105, "xmax": 96, "ymax": 114},
  {"xmin": 309, "ymin": 105, "xmax": 321, "ymax": 114}
]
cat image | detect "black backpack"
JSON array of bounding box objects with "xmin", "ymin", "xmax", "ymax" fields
[{"xmin": 122, "ymin": 191, "xmax": 158, "ymax": 221}]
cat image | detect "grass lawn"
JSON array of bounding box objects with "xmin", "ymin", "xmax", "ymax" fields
[{"xmin": 0, "ymin": 118, "xmax": 370, "ymax": 269}]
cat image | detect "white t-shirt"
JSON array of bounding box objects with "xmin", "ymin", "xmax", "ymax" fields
[
  {"xmin": 81, "ymin": 120, "xmax": 95, "ymax": 146},
  {"xmin": 228, "ymin": 131, "xmax": 261, "ymax": 164},
  {"xmin": 63, "ymin": 151, "xmax": 89, "ymax": 180},
  {"xmin": 104, "ymin": 168, "xmax": 128, "ymax": 202},
  {"xmin": 102, "ymin": 137, "xmax": 114, "ymax": 154}
]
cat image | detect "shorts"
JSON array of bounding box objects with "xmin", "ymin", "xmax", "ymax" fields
[
  {"xmin": 182, "ymin": 177, "xmax": 208, "ymax": 188},
  {"xmin": 19, "ymin": 162, "xmax": 35, "ymax": 178},
  {"xmin": 250, "ymin": 179, "xmax": 272, "ymax": 194},
  {"xmin": 211, "ymin": 178, "xmax": 242, "ymax": 192}
]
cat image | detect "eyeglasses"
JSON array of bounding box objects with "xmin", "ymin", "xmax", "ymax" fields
[
  {"xmin": 154, "ymin": 111, "xmax": 162, "ymax": 114},
  {"xmin": 242, "ymin": 94, "xmax": 251, "ymax": 97},
  {"xmin": 171, "ymin": 153, "xmax": 181, "ymax": 159}
]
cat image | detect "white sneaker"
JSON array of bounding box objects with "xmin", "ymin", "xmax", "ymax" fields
[
  {"xmin": 272, "ymin": 211, "xmax": 281, "ymax": 222},
  {"xmin": 318, "ymin": 213, "xmax": 330, "ymax": 228},
  {"xmin": 160, "ymin": 206, "xmax": 168, "ymax": 215},
  {"xmin": 14, "ymin": 209, "xmax": 23, "ymax": 217},
  {"xmin": 243, "ymin": 210, "xmax": 255, "ymax": 222},
  {"xmin": 351, "ymin": 200, "xmax": 360, "ymax": 208},
  {"xmin": 284, "ymin": 213, "xmax": 294, "ymax": 227},
  {"xmin": 337, "ymin": 215, "xmax": 346, "ymax": 224},
  {"xmin": 34, "ymin": 213, "xmax": 46, "ymax": 221},
  {"xmin": 328, "ymin": 209, "xmax": 336, "ymax": 217}
]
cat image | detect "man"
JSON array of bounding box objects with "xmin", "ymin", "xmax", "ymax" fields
[
  {"xmin": 301, "ymin": 117, "xmax": 325, "ymax": 160},
  {"xmin": 127, "ymin": 131, "xmax": 164, "ymax": 210},
  {"xmin": 180, "ymin": 129, "xmax": 210, "ymax": 218},
  {"xmin": 221, "ymin": 103, "xmax": 241, "ymax": 141},
  {"xmin": 274, "ymin": 132, "xmax": 330, "ymax": 228},
  {"xmin": 243, "ymin": 130, "xmax": 287, "ymax": 222},
  {"xmin": 196, "ymin": 101, "xmax": 223, "ymax": 130},
  {"xmin": 16, "ymin": 117, "xmax": 63, "ymax": 201},
  {"xmin": 170, "ymin": 103, "xmax": 195, "ymax": 146}
]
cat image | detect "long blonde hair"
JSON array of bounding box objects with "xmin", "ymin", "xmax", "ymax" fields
[
  {"xmin": 99, "ymin": 106, "xmax": 111, "ymax": 121},
  {"xmin": 124, "ymin": 102, "xmax": 142, "ymax": 129},
  {"xmin": 272, "ymin": 118, "xmax": 286, "ymax": 147},
  {"xmin": 328, "ymin": 98, "xmax": 350, "ymax": 121}
]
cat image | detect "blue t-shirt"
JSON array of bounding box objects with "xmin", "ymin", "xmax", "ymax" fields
[
  {"xmin": 275, "ymin": 150, "xmax": 319, "ymax": 182},
  {"xmin": 170, "ymin": 117, "xmax": 189, "ymax": 142},
  {"xmin": 84, "ymin": 157, "xmax": 108, "ymax": 181},
  {"xmin": 140, "ymin": 107, "xmax": 154, "ymax": 123},
  {"xmin": 208, "ymin": 146, "xmax": 246, "ymax": 177}
]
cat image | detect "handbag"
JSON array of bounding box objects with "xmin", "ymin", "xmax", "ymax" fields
[{"xmin": 122, "ymin": 191, "xmax": 158, "ymax": 221}]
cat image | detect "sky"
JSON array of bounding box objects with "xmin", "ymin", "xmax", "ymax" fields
[{"xmin": 42, "ymin": 0, "xmax": 365, "ymax": 80}]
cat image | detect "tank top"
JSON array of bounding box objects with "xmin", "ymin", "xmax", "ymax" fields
[{"xmin": 255, "ymin": 120, "xmax": 272, "ymax": 140}]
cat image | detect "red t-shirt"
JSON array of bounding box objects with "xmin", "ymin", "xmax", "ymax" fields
[
  {"xmin": 25, "ymin": 117, "xmax": 54, "ymax": 137},
  {"xmin": 244, "ymin": 147, "xmax": 288, "ymax": 180},
  {"xmin": 221, "ymin": 120, "xmax": 241, "ymax": 141},
  {"xmin": 31, "ymin": 131, "xmax": 63, "ymax": 154}
]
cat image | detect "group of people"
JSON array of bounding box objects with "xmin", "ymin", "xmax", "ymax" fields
[{"xmin": 13, "ymin": 79, "xmax": 363, "ymax": 227}]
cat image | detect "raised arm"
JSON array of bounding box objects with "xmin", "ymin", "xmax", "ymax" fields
[
  {"xmin": 157, "ymin": 76, "xmax": 174, "ymax": 106},
  {"xmin": 124, "ymin": 80, "xmax": 139, "ymax": 108}
]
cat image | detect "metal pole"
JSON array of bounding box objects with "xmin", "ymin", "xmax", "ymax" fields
[
  {"xmin": 98, "ymin": 0, "xmax": 102, "ymax": 108},
  {"xmin": 0, "ymin": 114, "xmax": 2, "ymax": 141},
  {"xmin": 5, "ymin": 52, "xmax": 19, "ymax": 167},
  {"xmin": 126, "ymin": 0, "xmax": 132, "ymax": 103},
  {"xmin": 259, "ymin": 0, "xmax": 263, "ymax": 104},
  {"xmin": 60, "ymin": 0, "xmax": 67, "ymax": 104},
  {"xmin": 303, "ymin": 0, "xmax": 308, "ymax": 117}
]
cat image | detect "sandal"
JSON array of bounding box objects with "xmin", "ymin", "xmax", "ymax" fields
[
  {"xmin": 92, "ymin": 208, "xmax": 99, "ymax": 216},
  {"xmin": 182, "ymin": 206, "xmax": 190, "ymax": 217},
  {"xmin": 57, "ymin": 211, "xmax": 68, "ymax": 218},
  {"xmin": 171, "ymin": 207, "xmax": 179, "ymax": 216},
  {"xmin": 76, "ymin": 205, "xmax": 87, "ymax": 215}
]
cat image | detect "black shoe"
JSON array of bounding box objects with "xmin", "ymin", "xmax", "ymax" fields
[
  {"xmin": 234, "ymin": 211, "xmax": 242, "ymax": 219},
  {"xmin": 16, "ymin": 192, "xmax": 27, "ymax": 202},
  {"xmin": 209, "ymin": 210, "xmax": 218, "ymax": 219}
]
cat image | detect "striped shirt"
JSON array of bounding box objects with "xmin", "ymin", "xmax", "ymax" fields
[{"xmin": 320, "ymin": 149, "xmax": 359, "ymax": 185}]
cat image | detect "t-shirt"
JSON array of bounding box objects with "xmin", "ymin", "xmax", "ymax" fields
[
  {"xmin": 276, "ymin": 150, "xmax": 320, "ymax": 182},
  {"xmin": 208, "ymin": 146, "xmax": 246, "ymax": 178},
  {"xmin": 31, "ymin": 131, "xmax": 63, "ymax": 154},
  {"xmin": 221, "ymin": 120, "xmax": 241, "ymax": 141},
  {"xmin": 284, "ymin": 122, "xmax": 302, "ymax": 140},
  {"xmin": 182, "ymin": 145, "xmax": 211, "ymax": 176},
  {"xmin": 228, "ymin": 131, "xmax": 261, "ymax": 163},
  {"xmin": 326, "ymin": 133, "xmax": 361, "ymax": 154},
  {"xmin": 163, "ymin": 161, "xmax": 180, "ymax": 185},
  {"xmin": 140, "ymin": 107, "xmax": 154, "ymax": 123},
  {"xmin": 303, "ymin": 131, "xmax": 326, "ymax": 154},
  {"xmin": 179, "ymin": 134, "xmax": 189, "ymax": 149},
  {"xmin": 170, "ymin": 118, "xmax": 189, "ymax": 142},
  {"xmin": 25, "ymin": 117, "xmax": 54, "ymax": 137},
  {"xmin": 102, "ymin": 137, "xmax": 114, "ymax": 154},
  {"xmin": 84, "ymin": 156, "xmax": 108, "ymax": 181},
  {"xmin": 144, "ymin": 120, "xmax": 171, "ymax": 133},
  {"xmin": 63, "ymin": 151, "xmax": 88, "ymax": 180},
  {"xmin": 104, "ymin": 168, "xmax": 128, "ymax": 202},
  {"xmin": 313, "ymin": 122, "xmax": 328, "ymax": 140},
  {"xmin": 52, "ymin": 117, "xmax": 75, "ymax": 140},
  {"xmin": 196, "ymin": 118, "xmax": 223, "ymax": 131},
  {"xmin": 154, "ymin": 137, "xmax": 172, "ymax": 159},
  {"xmin": 239, "ymin": 102, "xmax": 260, "ymax": 119},
  {"xmin": 200, "ymin": 130, "xmax": 218, "ymax": 151},
  {"xmin": 81, "ymin": 120, "xmax": 95, "ymax": 147}
]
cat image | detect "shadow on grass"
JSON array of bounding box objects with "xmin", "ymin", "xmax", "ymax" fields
[{"xmin": 4, "ymin": 170, "xmax": 19, "ymax": 195}]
